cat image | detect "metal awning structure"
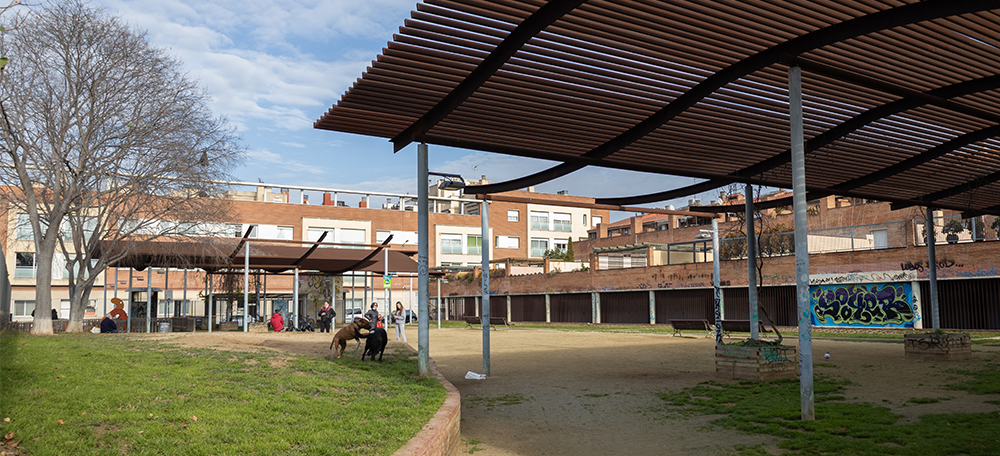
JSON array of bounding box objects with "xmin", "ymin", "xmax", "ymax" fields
[
  {"xmin": 315, "ymin": 0, "xmax": 1000, "ymax": 216},
  {"xmin": 97, "ymin": 239, "xmax": 419, "ymax": 275}
]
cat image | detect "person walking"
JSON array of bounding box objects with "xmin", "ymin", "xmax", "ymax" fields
[
  {"xmin": 393, "ymin": 301, "xmax": 407, "ymax": 343},
  {"xmin": 317, "ymin": 302, "xmax": 335, "ymax": 333},
  {"xmin": 364, "ymin": 302, "xmax": 381, "ymax": 329}
]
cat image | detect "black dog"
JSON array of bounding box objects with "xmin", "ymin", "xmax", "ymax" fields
[{"xmin": 361, "ymin": 327, "xmax": 388, "ymax": 362}]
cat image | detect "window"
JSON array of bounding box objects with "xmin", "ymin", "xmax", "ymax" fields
[
  {"xmin": 530, "ymin": 239, "xmax": 549, "ymax": 257},
  {"xmin": 871, "ymin": 229, "xmax": 888, "ymax": 250},
  {"xmin": 15, "ymin": 252, "xmax": 36, "ymax": 278},
  {"xmin": 227, "ymin": 223, "xmax": 244, "ymax": 237},
  {"xmin": 495, "ymin": 235, "xmax": 519, "ymax": 249},
  {"xmin": 307, "ymin": 228, "xmax": 334, "ymax": 246},
  {"xmin": 593, "ymin": 216, "xmax": 602, "ymax": 227},
  {"xmin": 530, "ymin": 211, "xmax": 549, "ymax": 230},
  {"xmin": 467, "ymin": 235, "xmax": 482, "ymax": 255},
  {"xmin": 377, "ymin": 230, "xmax": 418, "ymax": 245},
  {"xmin": 13, "ymin": 300, "xmax": 35, "ymax": 317},
  {"xmin": 583, "ymin": 214, "xmax": 587, "ymax": 226},
  {"xmin": 507, "ymin": 210, "xmax": 519, "ymax": 222},
  {"xmin": 441, "ymin": 234, "xmax": 462, "ymax": 254},
  {"xmin": 59, "ymin": 217, "xmax": 98, "ymax": 241},
  {"xmin": 553, "ymin": 213, "xmax": 572, "ymax": 232},
  {"xmin": 241, "ymin": 224, "xmax": 259, "ymax": 238},
  {"xmin": 553, "ymin": 239, "xmax": 568, "ymax": 252},
  {"xmin": 339, "ymin": 228, "xmax": 367, "ymax": 249},
  {"xmin": 277, "ymin": 226, "xmax": 293, "ymax": 239},
  {"xmin": 16, "ymin": 214, "xmax": 34, "ymax": 239}
]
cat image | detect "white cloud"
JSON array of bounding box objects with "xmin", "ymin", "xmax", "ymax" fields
[
  {"xmin": 247, "ymin": 148, "xmax": 325, "ymax": 176},
  {"xmin": 96, "ymin": 0, "xmax": 414, "ymax": 133}
]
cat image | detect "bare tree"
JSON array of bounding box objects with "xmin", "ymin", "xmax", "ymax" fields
[
  {"xmin": 0, "ymin": 1, "xmax": 244, "ymax": 334},
  {"xmin": 718, "ymin": 184, "xmax": 792, "ymax": 343}
]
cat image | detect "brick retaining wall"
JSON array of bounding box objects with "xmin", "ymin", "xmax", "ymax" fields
[{"xmin": 393, "ymin": 358, "xmax": 461, "ymax": 456}]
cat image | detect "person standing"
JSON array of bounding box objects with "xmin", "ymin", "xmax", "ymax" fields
[
  {"xmin": 317, "ymin": 302, "xmax": 335, "ymax": 333},
  {"xmin": 364, "ymin": 302, "xmax": 380, "ymax": 329},
  {"xmin": 393, "ymin": 301, "xmax": 407, "ymax": 343}
]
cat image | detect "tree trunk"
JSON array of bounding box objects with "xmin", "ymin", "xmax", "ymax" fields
[
  {"xmin": 30, "ymin": 237, "xmax": 58, "ymax": 335},
  {"xmin": 65, "ymin": 285, "xmax": 94, "ymax": 333}
]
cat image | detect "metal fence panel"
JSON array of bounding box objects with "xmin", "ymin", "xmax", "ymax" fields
[{"xmin": 598, "ymin": 291, "xmax": 648, "ymax": 324}]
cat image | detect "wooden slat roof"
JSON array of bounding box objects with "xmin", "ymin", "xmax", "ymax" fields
[{"xmin": 316, "ymin": 0, "xmax": 1000, "ymax": 216}]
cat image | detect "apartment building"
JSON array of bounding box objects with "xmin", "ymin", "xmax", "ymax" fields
[{"xmin": 2, "ymin": 180, "xmax": 608, "ymax": 323}]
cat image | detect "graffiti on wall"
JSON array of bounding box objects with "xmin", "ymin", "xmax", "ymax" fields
[{"xmin": 811, "ymin": 283, "xmax": 914, "ymax": 328}]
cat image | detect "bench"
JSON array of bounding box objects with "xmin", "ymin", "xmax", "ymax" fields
[
  {"xmin": 668, "ymin": 319, "xmax": 712, "ymax": 337},
  {"xmin": 464, "ymin": 316, "xmax": 512, "ymax": 330},
  {"xmin": 720, "ymin": 320, "xmax": 770, "ymax": 338}
]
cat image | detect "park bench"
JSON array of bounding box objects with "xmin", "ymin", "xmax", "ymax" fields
[
  {"xmin": 720, "ymin": 320, "xmax": 770, "ymax": 338},
  {"xmin": 668, "ymin": 318, "xmax": 712, "ymax": 337},
  {"xmin": 464, "ymin": 316, "xmax": 512, "ymax": 329}
]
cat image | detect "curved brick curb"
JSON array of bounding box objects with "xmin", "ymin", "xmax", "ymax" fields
[{"xmin": 392, "ymin": 357, "xmax": 461, "ymax": 456}]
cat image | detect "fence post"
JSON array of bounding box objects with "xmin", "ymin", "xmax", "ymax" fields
[{"xmin": 545, "ymin": 294, "xmax": 551, "ymax": 323}]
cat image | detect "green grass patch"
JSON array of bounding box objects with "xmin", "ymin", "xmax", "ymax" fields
[
  {"xmin": 464, "ymin": 393, "xmax": 532, "ymax": 410},
  {"xmin": 0, "ymin": 332, "xmax": 445, "ymax": 455},
  {"xmin": 946, "ymin": 363, "xmax": 1000, "ymax": 395},
  {"xmin": 660, "ymin": 378, "xmax": 1000, "ymax": 455}
]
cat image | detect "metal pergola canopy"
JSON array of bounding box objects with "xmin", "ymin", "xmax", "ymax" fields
[
  {"xmin": 315, "ymin": 0, "xmax": 1000, "ymax": 216},
  {"xmin": 97, "ymin": 240, "xmax": 419, "ymax": 275}
]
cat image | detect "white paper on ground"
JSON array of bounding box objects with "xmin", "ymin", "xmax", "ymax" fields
[{"xmin": 465, "ymin": 371, "xmax": 486, "ymax": 380}]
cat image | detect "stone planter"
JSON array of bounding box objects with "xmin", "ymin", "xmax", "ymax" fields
[
  {"xmin": 904, "ymin": 333, "xmax": 971, "ymax": 360},
  {"xmin": 715, "ymin": 345, "xmax": 798, "ymax": 381}
]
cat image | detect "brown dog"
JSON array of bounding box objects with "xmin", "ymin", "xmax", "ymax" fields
[{"xmin": 330, "ymin": 318, "xmax": 370, "ymax": 358}]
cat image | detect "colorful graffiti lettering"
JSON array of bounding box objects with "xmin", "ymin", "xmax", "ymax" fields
[{"xmin": 811, "ymin": 283, "xmax": 914, "ymax": 328}]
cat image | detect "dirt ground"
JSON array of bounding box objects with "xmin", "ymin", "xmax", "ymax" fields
[{"xmin": 147, "ymin": 327, "xmax": 1000, "ymax": 455}]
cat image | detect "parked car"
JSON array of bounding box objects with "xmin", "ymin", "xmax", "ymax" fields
[
  {"xmin": 343, "ymin": 308, "xmax": 364, "ymax": 322},
  {"xmin": 397, "ymin": 310, "xmax": 417, "ymax": 324}
]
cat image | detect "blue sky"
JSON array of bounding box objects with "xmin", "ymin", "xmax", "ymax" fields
[{"xmin": 94, "ymin": 0, "xmax": 721, "ymax": 219}]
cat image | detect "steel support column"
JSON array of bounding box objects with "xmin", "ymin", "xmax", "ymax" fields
[
  {"xmin": 747, "ymin": 183, "xmax": 759, "ymax": 340},
  {"xmin": 146, "ymin": 269, "xmax": 152, "ymax": 333},
  {"xmin": 712, "ymin": 219, "xmax": 722, "ymax": 345},
  {"xmin": 481, "ymin": 199, "xmax": 491, "ymax": 376},
  {"xmin": 790, "ymin": 64, "xmax": 815, "ymax": 421},
  {"xmin": 417, "ymin": 143, "xmax": 430, "ymax": 376},
  {"xmin": 926, "ymin": 207, "xmax": 941, "ymax": 331},
  {"xmin": 244, "ymin": 242, "xmax": 250, "ymax": 332}
]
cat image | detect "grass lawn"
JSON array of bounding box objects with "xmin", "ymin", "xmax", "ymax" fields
[
  {"xmin": 0, "ymin": 332, "xmax": 445, "ymax": 456},
  {"xmin": 660, "ymin": 366, "xmax": 1000, "ymax": 456}
]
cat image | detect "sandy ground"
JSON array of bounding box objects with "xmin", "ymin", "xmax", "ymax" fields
[{"xmin": 146, "ymin": 327, "xmax": 1000, "ymax": 456}]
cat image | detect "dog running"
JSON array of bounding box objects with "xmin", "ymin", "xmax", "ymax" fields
[{"xmin": 330, "ymin": 317, "xmax": 370, "ymax": 358}]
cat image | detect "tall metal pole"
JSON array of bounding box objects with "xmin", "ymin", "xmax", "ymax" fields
[
  {"xmin": 293, "ymin": 267, "xmax": 299, "ymax": 330},
  {"xmin": 790, "ymin": 64, "xmax": 815, "ymax": 421},
  {"xmin": 712, "ymin": 219, "xmax": 722, "ymax": 345},
  {"xmin": 244, "ymin": 241, "xmax": 250, "ymax": 332},
  {"xmin": 436, "ymin": 278, "xmax": 442, "ymax": 330},
  {"xmin": 208, "ymin": 273, "xmax": 213, "ymax": 333},
  {"xmin": 183, "ymin": 269, "xmax": 188, "ymax": 316},
  {"xmin": 746, "ymin": 183, "xmax": 759, "ymax": 340},
  {"xmin": 926, "ymin": 207, "xmax": 941, "ymax": 331},
  {"xmin": 417, "ymin": 142, "xmax": 430, "ymax": 375},
  {"xmin": 102, "ymin": 268, "xmax": 108, "ymax": 317},
  {"xmin": 384, "ymin": 243, "xmax": 389, "ymax": 328},
  {"xmin": 481, "ymin": 199, "xmax": 491, "ymax": 376},
  {"xmin": 146, "ymin": 268, "xmax": 152, "ymax": 333},
  {"xmin": 127, "ymin": 269, "xmax": 133, "ymax": 333}
]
